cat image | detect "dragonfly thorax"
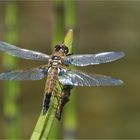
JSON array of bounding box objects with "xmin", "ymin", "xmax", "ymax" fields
[
  {"xmin": 49, "ymin": 55, "xmax": 62, "ymax": 67},
  {"xmin": 52, "ymin": 60, "xmax": 61, "ymax": 67}
]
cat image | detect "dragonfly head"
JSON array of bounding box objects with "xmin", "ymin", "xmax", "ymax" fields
[{"xmin": 54, "ymin": 44, "xmax": 69, "ymax": 54}]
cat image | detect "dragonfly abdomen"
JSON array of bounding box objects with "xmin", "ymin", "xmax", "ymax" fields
[
  {"xmin": 43, "ymin": 67, "xmax": 58, "ymax": 114},
  {"xmin": 45, "ymin": 67, "xmax": 58, "ymax": 93}
]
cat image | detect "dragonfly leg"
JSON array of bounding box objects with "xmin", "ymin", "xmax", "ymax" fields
[
  {"xmin": 55, "ymin": 85, "xmax": 73, "ymax": 120},
  {"xmin": 43, "ymin": 93, "xmax": 52, "ymax": 115}
]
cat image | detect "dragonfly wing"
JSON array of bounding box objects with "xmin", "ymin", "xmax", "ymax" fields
[
  {"xmin": 0, "ymin": 41, "xmax": 50, "ymax": 61},
  {"xmin": 58, "ymin": 69, "xmax": 123, "ymax": 86},
  {"xmin": 0, "ymin": 67, "xmax": 48, "ymax": 81},
  {"xmin": 64, "ymin": 52, "xmax": 125, "ymax": 66}
]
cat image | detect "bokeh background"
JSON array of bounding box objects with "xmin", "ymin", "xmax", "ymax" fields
[{"xmin": 0, "ymin": 1, "xmax": 140, "ymax": 139}]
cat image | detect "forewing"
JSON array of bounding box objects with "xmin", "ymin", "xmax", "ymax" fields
[
  {"xmin": 58, "ymin": 69, "xmax": 123, "ymax": 86},
  {"xmin": 0, "ymin": 41, "xmax": 50, "ymax": 61},
  {"xmin": 64, "ymin": 52, "xmax": 125, "ymax": 66},
  {"xmin": 0, "ymin": 67, "xmax": 48, "ymax": 81}
]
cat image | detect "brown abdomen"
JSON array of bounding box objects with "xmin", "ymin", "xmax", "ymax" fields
[
  {"xmin": 43, "ymin": 67, "xmax": 58, "ymax": 115},
  {"xmin": 45, "ymin": 67, "xmax": 58, "ymax": 94}
]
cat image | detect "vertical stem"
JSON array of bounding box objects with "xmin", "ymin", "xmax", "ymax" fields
[
  {"xmin": 63, "ymin": 1, "xmax": 77, "ymax": 139},
  {"xmin": 64, "ymin": 1, "xmax": 77, "ymax": 31},
  {"xmin": 3, "ymin": 1, "xmax": 21, "ymax": 139},
  {"xmin": 30, "ymin": 29, "xmax": 73, "ymax": 140},
  {"xmin": 30, "ymin": 81, "xmax": 63, "ymax": 140}
]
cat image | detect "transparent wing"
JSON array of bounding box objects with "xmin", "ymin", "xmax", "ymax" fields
[
  {"xmin": 0, "ymin": 67, "xmax": 48, "ymax": 81},
  {"xmin": 64, "ymin": 52, "xmax": 125, "ymax": 66},
  {"xmin": 0, "ymin": 41, "xmax": 50, "ymax": 61},
  {"xmin": 58, "ymin": 69, "xmax": 123, "ymax": 86}
]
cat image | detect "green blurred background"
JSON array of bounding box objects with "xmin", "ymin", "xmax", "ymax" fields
[{"xmin": 0, "ymin": 1, "xmax": 139, "ymax": 139}]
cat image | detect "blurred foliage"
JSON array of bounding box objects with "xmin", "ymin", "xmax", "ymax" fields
[{"xmin": 3, "ymin": 1, "xmax": 21, "ymax": 139}]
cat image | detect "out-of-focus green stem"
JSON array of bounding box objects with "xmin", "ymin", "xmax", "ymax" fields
[
  {"xmin": 64, "ymin": 1, "xmax": 77, "ymax": 32},
  {"xmin": 3, "ymin": 1, "xmax": 21, "ymax": 139},
  {"xmin": 63, "ymin": 1, "xmax": 77, "ymax": 139},
  {"xmin": 52, "ymin": 0, "xmax": 65, "ymax": 46}
]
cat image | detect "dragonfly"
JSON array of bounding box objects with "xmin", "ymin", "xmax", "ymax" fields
[{"xmin": 0, "ymin": 41, "xmax": 125, "ymax": 120}]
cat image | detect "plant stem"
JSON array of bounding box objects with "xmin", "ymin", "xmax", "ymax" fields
[
  {"xmin": 52, "ymin": 0, "xmax": 65, "ymax": 46},
  {"xmin": 30, "ymin": 29, "xmax": 73, "ymax": 140},
  {"xmin": 30, "ymin": 81, "xmax": 63, "ymax": 140},
  {"xmin": 3, "ymin": 1, "xmax": 21, "ymax": 139}
]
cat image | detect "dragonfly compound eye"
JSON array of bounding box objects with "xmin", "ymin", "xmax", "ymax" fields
[
  {"xmin": 64, "ymin": 46, "xmax": 69, "ymax": 54},
  {"xmin": 61, "ymin": 45, "xmax": 69, "ymax": 54},
  {"xmin": 55, "ymin": 44, "xmax": 61, "ymax": 51}
]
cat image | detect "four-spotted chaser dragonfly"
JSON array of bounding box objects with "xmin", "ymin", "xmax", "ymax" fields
[{"xmin": 0, "ymin": 41, "xmax": 125, "ymax": 120}]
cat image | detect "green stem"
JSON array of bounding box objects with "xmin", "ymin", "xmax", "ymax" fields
[
  {"xmin": 52, "ymin": 0, "xmax": 65, "ymax": 46},
  {"xmin": 30, "ymin": 30, "xmax": 73, "ymax": 140},
  {"xmin": 30, "ymin": 81, "xmax": 63, "ymax": 140},
  {"xmin": 3, "ymin": 1, "xmax": 21, "ymax": 139}
]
